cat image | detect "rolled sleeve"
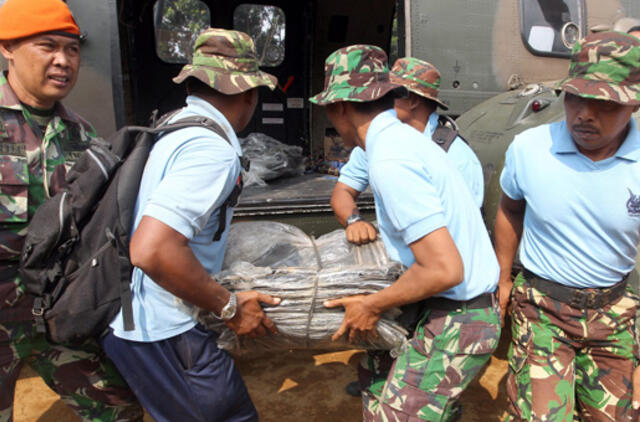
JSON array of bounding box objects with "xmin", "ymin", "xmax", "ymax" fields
[
  {"xmin": 142, "ymin": 134, "xmax": 240, "ymax": 240},
  {"xmin": 499, "ymin": 142, "xmax": 524, "ymax": 200},
  {"xmin": 371, "ymin": 159, "xmax": 446, "ymax": 244},
  {"xmin": 338, "ymin": 147, "xmax": 369, "ymax": 192}
]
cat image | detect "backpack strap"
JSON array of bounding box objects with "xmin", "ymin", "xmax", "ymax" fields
[
  {"xmin": 154, "ymin": 115, "xmax": 247, "ymax": 242},
  {"xmin": 431, "ymin": 114, "xmax": 467, "ymax": 152}
]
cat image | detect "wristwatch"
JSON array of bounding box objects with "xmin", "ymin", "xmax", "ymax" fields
[
  {"xmin": 218, "ymin": 292, "xmax": 237, "ymax": 321},
  {"xmin": 345, "ymin": 213, "xmax": 363, "ymax": 226}
]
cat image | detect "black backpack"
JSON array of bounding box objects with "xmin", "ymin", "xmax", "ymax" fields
[
  {"xmin": 431, "ymin": 114, "xmax": 467, "ymax": 152},
  {"xmin": 19, "ymin": 113, "xmax": 243, "ymax": 343}
]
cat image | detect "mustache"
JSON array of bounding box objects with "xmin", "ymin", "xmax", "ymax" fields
[{"xmin": 572, "ymin": 124, "xmax": 599, "ymax": 134}]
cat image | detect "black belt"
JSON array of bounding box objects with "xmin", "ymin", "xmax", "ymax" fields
[
  {"xmin": 522, "ymin": 269, "xmax": 628, "ymax": 309},
  {"xmin": 423, "ymin": 291, "xmax": 496, "ymax": 312}
]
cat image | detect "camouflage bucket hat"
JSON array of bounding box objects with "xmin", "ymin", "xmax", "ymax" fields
[
  {"xmin": 390, "ymin": 57, "xmax": 448, "ymax": 110},
  {"xmin": 557, "ymin": 31, "xmax": 640, "ymax": 105},
  {"xmin": 309, "ymin": 45, "xmax": 402, "ymax": 105},
  {"xmin": 173, "ymin": 28, "xmax": 277, "ymax": 95}
]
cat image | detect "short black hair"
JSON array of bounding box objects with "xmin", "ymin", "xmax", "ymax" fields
[
  {"xmin": 350, "ymin": 88, "xmax": 406, "ymax": 114},
  {"xmin": 185, "ymin": 77, "xmax": 221, "ymax": 97},
  {"xmin": 629, "ymin": 25, "xmax": 640, "ymax": 34}
]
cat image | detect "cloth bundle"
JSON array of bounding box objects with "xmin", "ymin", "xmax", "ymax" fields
[
  {"xmin": 239, "ymin": 133, "xmax": 305, "ymax": 186},
  {"xmin": 196, "ymin": 222, "xmax": 409, "ymax": 354}
]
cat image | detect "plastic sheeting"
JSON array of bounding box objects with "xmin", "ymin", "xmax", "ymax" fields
[
  {"xmin": 196, "ymin": 222, "xmax": 409, "ymax": 354},
  {"xmin": 239, "ymin": 133, "xmax": 305, "ymax": 186}
]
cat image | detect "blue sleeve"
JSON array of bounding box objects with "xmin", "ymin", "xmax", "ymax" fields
[
  {"xmin": 370, "ymin": 158, "xmax": 446, "ymax": 244},
  {"xmin": 338, "ymin": 147, "xmax": 369, "ymax": 191},
  {"xmin": 142, "ymin": 134, "xmax": 240, "ymax": 240},
  {"xmin": 449, "ymin": 138, "xmax": 485, "ymax": 208},
  {"xmin": 500, "ymin": 141, "xmax": 524, "ymax": 200}
]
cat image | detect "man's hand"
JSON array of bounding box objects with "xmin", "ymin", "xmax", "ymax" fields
[
  {"xmin": 498, "ymin": 277, "xmax": 513, "ymax": 327},
  {"xmin": 324, "ymin": 294, "xmax": 380, "ymax": 343},
  {"xmin": 345, "ymin": 220, "xmax": 377, "ymax": 245},
  {"xmin": 225, "ymin": 291, "xmax": 280, "ymax": 337}
]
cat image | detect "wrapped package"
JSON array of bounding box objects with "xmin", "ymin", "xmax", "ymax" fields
[
  {"xmin": 239, "ymin": 132, "xmax": 305, "ymax": 186},
  {"xmin": 195, "ymin": 222, "xmax": 410, "ymax": 355}
]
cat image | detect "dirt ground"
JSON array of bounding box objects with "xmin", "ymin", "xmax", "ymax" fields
[{"xmin": 13, "ymin": 329, "xmax": 510, "ymax": 422}]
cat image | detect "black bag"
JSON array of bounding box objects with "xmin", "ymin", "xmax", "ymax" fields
[
  {"xmin": 19, "ymin": 113, "xmax": 241, "ymax": 343},
  {"xmin": 431, "ymin": 114, "xmax": 467, "ymax": 152}
]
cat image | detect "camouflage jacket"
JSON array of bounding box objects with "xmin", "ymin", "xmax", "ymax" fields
[{"xmin": 0, "ymin": 73, "xmax": 95, "ymax": 318}]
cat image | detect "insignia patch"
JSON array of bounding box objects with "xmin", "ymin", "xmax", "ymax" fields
[{"xmin": 626, "ymin": 188, "xmax": 640, "ymax": 216}]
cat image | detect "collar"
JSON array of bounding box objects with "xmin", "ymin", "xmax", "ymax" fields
[
  {"xmin": 364, "ymin": 108, "xmax": 399, "ymax": 154},
  {"xmin": 423, "ymin": 111, "xmax": 439, "ymax": 137},
  {"xmin": 0, "ymin": 72, "xmax": 81, "ymax": 125},
  {"xmin": 171, "ymin": 95, "xmax": 243, "ymax": 156},
  {"xmin": 552, "ymin": 119, "xmax": 640, "ymax": 162}
]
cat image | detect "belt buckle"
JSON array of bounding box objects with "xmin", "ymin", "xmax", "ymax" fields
[
  {"xmin": 586, "ymin": 291, "xmax": 600, "ymax": 308},
  {"xmin": 569, "ymin": 291, "xmax": 588, "ymax": 309}
]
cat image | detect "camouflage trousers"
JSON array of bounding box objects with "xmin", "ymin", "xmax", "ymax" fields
[
  {"xmin": 361, "ymin": 298, "xmax": 501, "ymax": 421},
  {"xmin": 0, "ymin": 319, "xmax": 143, "ymax": 422},
  {"xmin": 505, "ymin": 274, "xmax": 639, "ymax": 422}
]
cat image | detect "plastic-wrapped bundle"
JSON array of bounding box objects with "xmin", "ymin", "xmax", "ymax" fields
[
  {"xmin": 239, "ymin": 132, "xmax": 305, "ymax": 186},
  {"xmin": 195, "ymin": 222, "xmax": 409, "ymax": 354},
  {"xmin": 222, "ymin": 221, "xmax": 319, "ymax": 269}
]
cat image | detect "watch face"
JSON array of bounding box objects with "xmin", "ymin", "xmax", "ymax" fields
[
  {"xmin": 346, "ymin": 214, "xmax": 362, "ymax": 225},
  {"xmin": 221, "ymin": 294, "xmax": 237, "ymax": 320}
]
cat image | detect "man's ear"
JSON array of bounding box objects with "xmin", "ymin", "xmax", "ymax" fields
[
  {"xmin": 327, "ymin": 101, "xmax": 347, "ymax": 119},
  {"xmin": 0, "ymin": 41, "xmax": 14, "ymax": 61},
  {"xmin": 408, "ymin": 92, "xmax": 422, "ymax": 110}
]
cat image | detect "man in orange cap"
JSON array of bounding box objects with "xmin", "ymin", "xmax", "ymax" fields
[{"xmin": 0, "ymin": 0, "xmax": 143, "ymax": 420}]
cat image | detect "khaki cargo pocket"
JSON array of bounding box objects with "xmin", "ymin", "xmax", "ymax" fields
[{"xmin": 0, "ymin": 152, "xmax": 28, "ymax": 223}]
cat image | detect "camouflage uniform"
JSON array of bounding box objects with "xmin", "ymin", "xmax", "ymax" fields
[
  {"xmin": 365, "ymin": 302, "xmax": 499, "ymax": 422},
  {"xmin": 0, "ymin": 73, "xmax": 142, "ymax": 421},
  {"xmin": 501, "ymin": 32, "xmax": 640, "ymax": 421},
  {"xmin": 506, "ymin": 274, "xmax": 638, "ymax": 422}
]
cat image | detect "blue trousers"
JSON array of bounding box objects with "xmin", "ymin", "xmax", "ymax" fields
[{"xmin": 101, "ymin": 324, "xmax": 258, "ymax": 422}]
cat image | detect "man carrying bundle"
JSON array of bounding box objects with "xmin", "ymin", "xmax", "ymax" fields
[
  {"xmin": 311, "ymin": 45, "xmax": 500, "ymax": 421},
  {"xmin": 102, "ymin": 28, "xmax": 280, "ymax": 422}
]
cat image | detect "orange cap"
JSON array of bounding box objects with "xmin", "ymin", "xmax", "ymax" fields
[{"xmin": 0, "ymin": 0, "xmax": 80, "ymax": 41}]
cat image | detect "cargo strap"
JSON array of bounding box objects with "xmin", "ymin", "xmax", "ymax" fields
[{"xmin": 522, "ymin": 269, "xmax": 628, "ymax": 309}]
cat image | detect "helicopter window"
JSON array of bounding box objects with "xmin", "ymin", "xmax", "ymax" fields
[
  {"xmin": 520, "ymin": 0, "xmax": 585, "ymax": 57},
  {"xmin": 153, "ymin": 0, "xmax": 211, "ymax": 63},
  {"xmin": 233, "ymin": 4, "xmax": 285, "ymax": 67}
]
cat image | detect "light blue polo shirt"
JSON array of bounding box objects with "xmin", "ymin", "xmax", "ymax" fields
[
  {"xmin": 362, "ymin": 110, "xmax": 498, "ymax": 301},
  {"xmin": 110, "ymin": 95, "xmax": 243, "ymax": 341},
  {"xmin": 500, "ymin": 119, "xmax": 640, "ymax": 288},
  {"xmin": 339, "ymin": 111, "xmax": 484, "ymax": 207}
]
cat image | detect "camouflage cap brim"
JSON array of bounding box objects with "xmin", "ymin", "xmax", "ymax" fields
[
  {"xmin": 556, "ymin": 31, "xmax": 640, "ymax": 106},
  {"xmin": 389, "ymin": 57, "xmax": 448, "ymax": 110},
  {"xmin": 556, "ymin": 77, "xmax": 640, "ymax": 106},
  {"xmin": 309, "ymin": 44, "xmax": 404, "ymax": 106},
  {"xmin": 309, "ymin": 79, "xmax": 402, "ymax": 105},
  {"xmin": 389, "ymin": 73, "xmax": 448, "ymax": 110},
  {"xmin": 173, "ymin": 65, "xmax": 277, "ymax": 95}
]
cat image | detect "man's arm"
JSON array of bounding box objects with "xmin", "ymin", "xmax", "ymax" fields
[
  {"xmin": 130, "ymin": 216, "xmax": 280, "ymax": 337},
  {"xmin": 330, "ymin": 181, "xmax": 377, "ymax": 245},
  {"xmin": 324, "ymin": 226, "xmax": 463, "ymax": 342},
  {"xmin": 493, "ymin": 193, "xmax": 525, "ymax": 323}
]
